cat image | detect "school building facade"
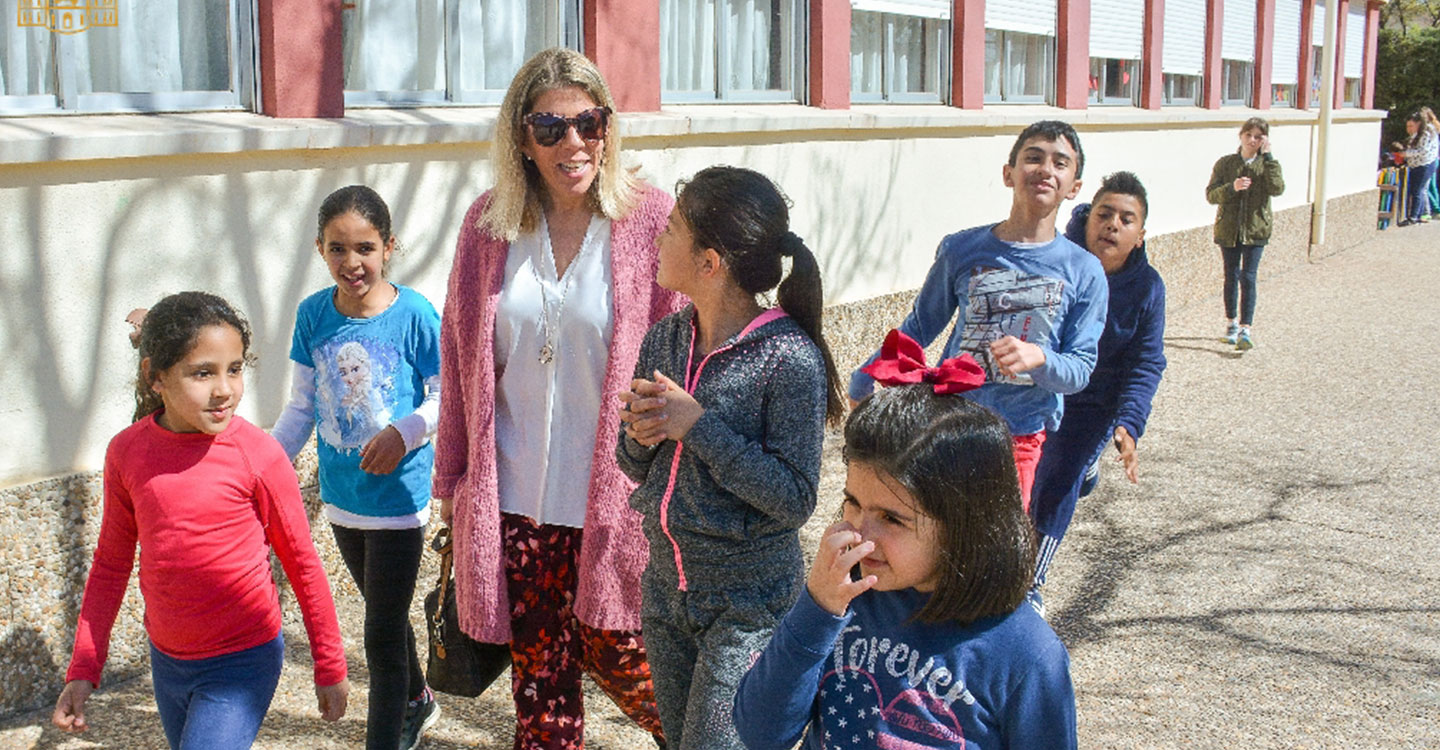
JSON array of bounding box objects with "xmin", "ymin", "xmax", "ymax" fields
[{"xmin": 0, "ymin": 0, "xmax": 1383, "ymax": 716}]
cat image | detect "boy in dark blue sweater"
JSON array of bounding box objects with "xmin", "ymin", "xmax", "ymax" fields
[{"xmin": 1030, "ymin": 171, "xmax": 1168, "ymax": 590}]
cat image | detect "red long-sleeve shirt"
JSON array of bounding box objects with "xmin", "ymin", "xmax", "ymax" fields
[{"xmin": 65, "ymin": 415, "xmax": 347, "ymax": 687}]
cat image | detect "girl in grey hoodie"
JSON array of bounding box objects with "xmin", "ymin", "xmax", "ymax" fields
[{"xmin": 617, "ymin": 166, "xmax": 845, "ymax": 749}]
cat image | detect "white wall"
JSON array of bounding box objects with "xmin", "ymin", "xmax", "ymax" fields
[{"xmin": 0, "ymin": 107, "xmax": 1382, "ymax": 484}]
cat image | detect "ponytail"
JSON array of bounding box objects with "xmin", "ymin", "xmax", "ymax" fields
[
  {"xmin": 677, "ymin": 167, "xmax": 846, "ymax": 425},
  {"xmin": 776, "ymin": 233, "xmax": 845, "ymax": 425}
]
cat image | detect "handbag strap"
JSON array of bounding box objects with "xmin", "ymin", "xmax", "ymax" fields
[{"xmin": 430, "ymin": 526, "xmax": 456, "ymax": 657}]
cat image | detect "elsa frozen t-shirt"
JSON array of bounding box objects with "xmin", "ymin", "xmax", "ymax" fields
[{"xmin": 290, "ymin": 285, "xmax": 441, "ymax": 517}]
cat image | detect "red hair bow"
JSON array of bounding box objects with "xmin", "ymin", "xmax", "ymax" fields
[{"xmin": 860, "ymin": 329, "xmax": 986, "ymax": 395}]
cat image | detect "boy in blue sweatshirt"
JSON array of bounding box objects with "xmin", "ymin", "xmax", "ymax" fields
[
  {"xmin": 848, "ymin": 120, "xmax": 1108, "ymax": 508},
  {"xmin": 1030, "ymin": 171, "xmax": 1168, "ymax": 591}
]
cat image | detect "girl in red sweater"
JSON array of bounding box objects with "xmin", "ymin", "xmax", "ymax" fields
[{"xmin": 53, "ymin": 292, "xmax": 349, "ymax": 750}]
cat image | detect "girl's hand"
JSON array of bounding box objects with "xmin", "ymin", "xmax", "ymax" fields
[
  {"xmin": 125, "ymin": 308, "xmax": 148, "ymax": 350},
  {"xmin": 316, "ymin": 679, "xmax": 349, "ymax": 722},
  {"xmin": 648, "ymin": 371, "xmax": 703, "ymax": 440},
  {"xmin": 1113, "ymin": 426, "xmax": 1139, "ymax": 483},
  {"xmin": 359, "ymin": 425, "xmax": 405, "ymax": 475},
  {"xmin": 807, "ymin": 522, "xmax": 877, "ymax": 617},
  {"xmin": 1233, "ymin": 176, "xmax": 1253, "ymax": 191},
  {"xmin": 439, "ymin": 496, "xmax": 454, "ymax": 525},
  {"xmin": 989, "ymin": 336, "xmax": 1046, "ymax": 377},
  {"xmin": 53, "ymin": 679, "xmax": 94, "ymax": 733},
  {"xmin": 620, "ymin": 378, "xmax": 671, "ymax": 447}
]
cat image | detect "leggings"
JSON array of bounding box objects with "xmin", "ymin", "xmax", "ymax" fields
[
  {"xmin": 331, "ymin": 524, "xmax": 427, "ymax": 750},
  {"xmin": 502, "ymin": 513, "xmax": 664, "ymax": 750},
  {"xmin": 1221, "ymin": 244, "xmax": 1265, "ymax": 326}
]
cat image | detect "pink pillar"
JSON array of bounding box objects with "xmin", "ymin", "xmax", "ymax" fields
[
  {"xmin": 257, "ymin": 0, "xmax": 343, "ymax": 118},
  {"xmin": 1331, "ymin": 0, "xmax": 1347, "ymax": 107},
  {"xmin": 1202, "ymin": 0, "xmax": 1223, "ymax": 108},
  {"xmin": 1141, "ymin": 0, "xmax": 1164, "ymax": 109},
  {"xmin": 1056, "ymin": 0, "xmax": 1091, "ymax": 109},
  {"xmin": 585, "ymin": 0, "xmax": 661, "ymax": 112},
  {"xmin": 1360, "ymin": 0, "xmax": 1378, "ymax": 108},
  {"xmin": 1254, "ymin": 0, "xmax": 1275, "ymax": 109},
  {"xmin": 952, "ymin": 0, "xmax": 987, "ymax": 108},
  {"xmin": 1297, "ymin": 0, "xmax": 1314, "ymax": 109},
  {"xmin": 810, "ymin": 0, "xmax": 851, "ymax": 108}
]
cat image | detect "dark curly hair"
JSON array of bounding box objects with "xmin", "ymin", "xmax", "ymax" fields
[{"xmin": 133, "ymin": 292, "xmax": 253, "ymax": 421}]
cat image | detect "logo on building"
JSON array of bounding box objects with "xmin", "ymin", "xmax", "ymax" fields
[{"xmin": 17, "ymin": 0, "xmax": 117, "ymax": 35}]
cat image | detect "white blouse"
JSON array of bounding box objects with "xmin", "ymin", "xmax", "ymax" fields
[{"xmin": 493, "ymin": 214, "xmax": 614, "ymax": 528}]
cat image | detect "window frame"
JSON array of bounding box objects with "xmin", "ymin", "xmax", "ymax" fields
[
  {"xmin": 661, "ymin": 0, "xmax": 806, "ymax": 104},
  {"xmin": 850, "ymin": 9, "xmax": 950, "ymax": 104},
  {"xmin": 1271, "ymin": 83, "xmax": 1297, "ymax": 107},
  {"xmin": 1088, "ymin": 57, "xmax": 1140, "ymax": 106},
  {"xmin": 0, "ymin": 0, "xmax": 257, "ymax": 116},
  {"xmin": 1162, "ymin": 72, "xmax": 1201, "ymax": 105},
  {"xmin": 983, "ymin": 28, "xmax": 1054, "ymax": 104},
  {"xmin": 341, "ymin": 0, "xmax": 582, "ymax": 108},
  {"xmin": 1220, "ymin": 59, "xmax": 1252, "ymax": 106}
]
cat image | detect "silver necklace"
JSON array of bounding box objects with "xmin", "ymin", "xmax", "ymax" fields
[{"xmin": 532, "ymin": 216, "xmax": 593, "ymax": 364}]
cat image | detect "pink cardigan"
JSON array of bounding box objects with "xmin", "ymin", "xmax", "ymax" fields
[{"xmin": 434, "ymin": 185, "xmax": 683, "ymax": 641}]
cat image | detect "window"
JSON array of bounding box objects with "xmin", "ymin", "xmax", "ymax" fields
[
  {"xmin": 1272, "ymin": 0, "xmax": 1300, "ymax": 106},
  {"xmin": 1219, "ymin": 0, "xmax": 1254, "ymax": 106},
  {"xmin": 1310, "ymin": 45, "xmax": 1322, "ymax": 106},
  {"xmin": 1221, "ymin": 60, "xmax": 1252, "ymax": 105},
  {"xmin": 850, "ymin": 3, "xmax": 949, "ymax": 103},
  {"xmin": 1161, "ymin": 0, "xmax": 1205, "ymax": 106},
  {"xmin": 984, "ymin": 30, "xmax": 1053, "ymax": 103},
  {"xmin": 1342, "ymin": 4, "xmax": 1364, "ymax": 107},
  {"xmin": 342, "ymin": 0, "xmax": 580, "ymax": 106},
  {"xmin": 1089, "ymin": 0, "xmax": 1141, "ymax": 106},
  {"xmin": 1163, "ymin": 74, "xmax": 1201, "ymax": 105},
  {"xmin": 1089, "ymin": 58, "xmax": 1139, "ymax": 105},
  {"xmin": 0, "ymin": 0, "xmax": 253, "ymax": 115},
  {"xmin": 661, "ymin": 0, "xmax": 803, "ymax": 102},
  {"xmin": 984, "ymin": 0, "xmax": 1055, "ymax": 103}
]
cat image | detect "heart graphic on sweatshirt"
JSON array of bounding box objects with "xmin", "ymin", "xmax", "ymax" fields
[{"xmin": 818, "ymin": 668, "xmax": 964, "ymax": 749}]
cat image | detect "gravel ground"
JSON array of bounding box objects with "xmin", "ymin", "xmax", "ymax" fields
[{"xmin": 3, "ymin": 223, "xmax": 1437, "ymax": 748}]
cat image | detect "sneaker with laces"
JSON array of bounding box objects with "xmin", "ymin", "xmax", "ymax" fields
[
  {"xmin": 400, "ymin": 687, "xmax": 440, "ymax": 750},
  {"xmin": 1236, "ymin": 329, "xmax": 1255, "ymax": 351},
  {"xmin": 1223, "ymin": 322, "xmax": 1240, "ymax": 345}
]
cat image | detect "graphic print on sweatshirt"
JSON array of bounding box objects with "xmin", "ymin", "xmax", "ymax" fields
[
  {"xmin": 815, "ymin": 627, "xmax": 976, "ymax": 749},
  {"xmin": 960, "ymin": 266, "xmax": 1065, "ymax": 386},
  {"xmin": 313, "ymin": 336, "xmax": 399, "ymax": 451}
]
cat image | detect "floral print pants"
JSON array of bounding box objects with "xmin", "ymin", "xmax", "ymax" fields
[{"xmin": 503, "ymin": 513, "xmax": 665, "ymax": 750}]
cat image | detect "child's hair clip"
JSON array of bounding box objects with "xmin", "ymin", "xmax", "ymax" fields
[{"xmin": 860, "ymin": 329, "xmax": 986, "ymax": 395}]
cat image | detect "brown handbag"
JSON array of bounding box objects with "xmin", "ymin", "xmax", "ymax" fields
[{"xmin": 423, "ymin": 525, "xmax": 511, "ymax": 697}]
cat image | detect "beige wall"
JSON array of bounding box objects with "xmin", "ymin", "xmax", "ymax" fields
[{"xmin": 0, "ymin": 106, "xmax": 1384, "ymax": 485}]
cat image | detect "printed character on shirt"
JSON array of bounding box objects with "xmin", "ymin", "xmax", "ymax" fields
[{"xmin": 847, "ymin": 121, "xmax": 1107, "ymax": 510}]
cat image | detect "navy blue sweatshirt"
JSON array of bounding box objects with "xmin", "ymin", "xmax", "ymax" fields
[
  {"xmin": 734, "ymin": 587, "xmax": 1076, "ymax": 750},
  {"xmin": 1062, "ymin": 204, "xmax": 1167, "ymax": 440}
]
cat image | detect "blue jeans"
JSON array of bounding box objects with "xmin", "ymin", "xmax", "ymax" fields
[
  {"xmin": 1221, "ymin": 244, "xmax": 1265, "ymax": 325},
  {"xmin": 1407, "ymin": 161, "xmax": 1438, "ymax": 221},
  {"xmin": 150, "ymin": 633, "xmax": 284, "ymax": 750}
]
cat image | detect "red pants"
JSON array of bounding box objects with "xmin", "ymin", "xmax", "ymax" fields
[
  {"xmin": 503, "ymin": 513, "xmax": 664, "ymax": 750},
  {"xmin": 1013, "ymin": 431, "xmax": 1047, "ymax": 514}
]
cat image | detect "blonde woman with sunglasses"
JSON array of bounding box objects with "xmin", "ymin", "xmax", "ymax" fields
[{"xmin": 433, "ymin": 47, "xmax": 680, "ymax": 749}]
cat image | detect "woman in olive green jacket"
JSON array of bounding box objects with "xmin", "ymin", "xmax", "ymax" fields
[{"xmin": 1206, "ymin": 117, "xmax": 1285, "ymax": 351}]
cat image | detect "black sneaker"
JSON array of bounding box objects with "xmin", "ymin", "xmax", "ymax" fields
[{"xmin": 399, "ymin": 687, "xmax": 440, "ymax": 750}]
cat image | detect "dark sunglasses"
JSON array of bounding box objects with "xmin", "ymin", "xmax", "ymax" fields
[{"xmin": 523, "ymin": 106, "xmax": 611, "ymax": 147}]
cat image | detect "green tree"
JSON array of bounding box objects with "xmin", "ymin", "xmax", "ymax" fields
[{"xmin": 1375, "ymin": 26, "xmax": 1440, "ymax": 149}]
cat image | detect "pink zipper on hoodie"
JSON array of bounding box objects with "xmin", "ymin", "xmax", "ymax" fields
[{"xmin": 658, "ymin": 308, "xmax": 788, "ymax": 592}]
